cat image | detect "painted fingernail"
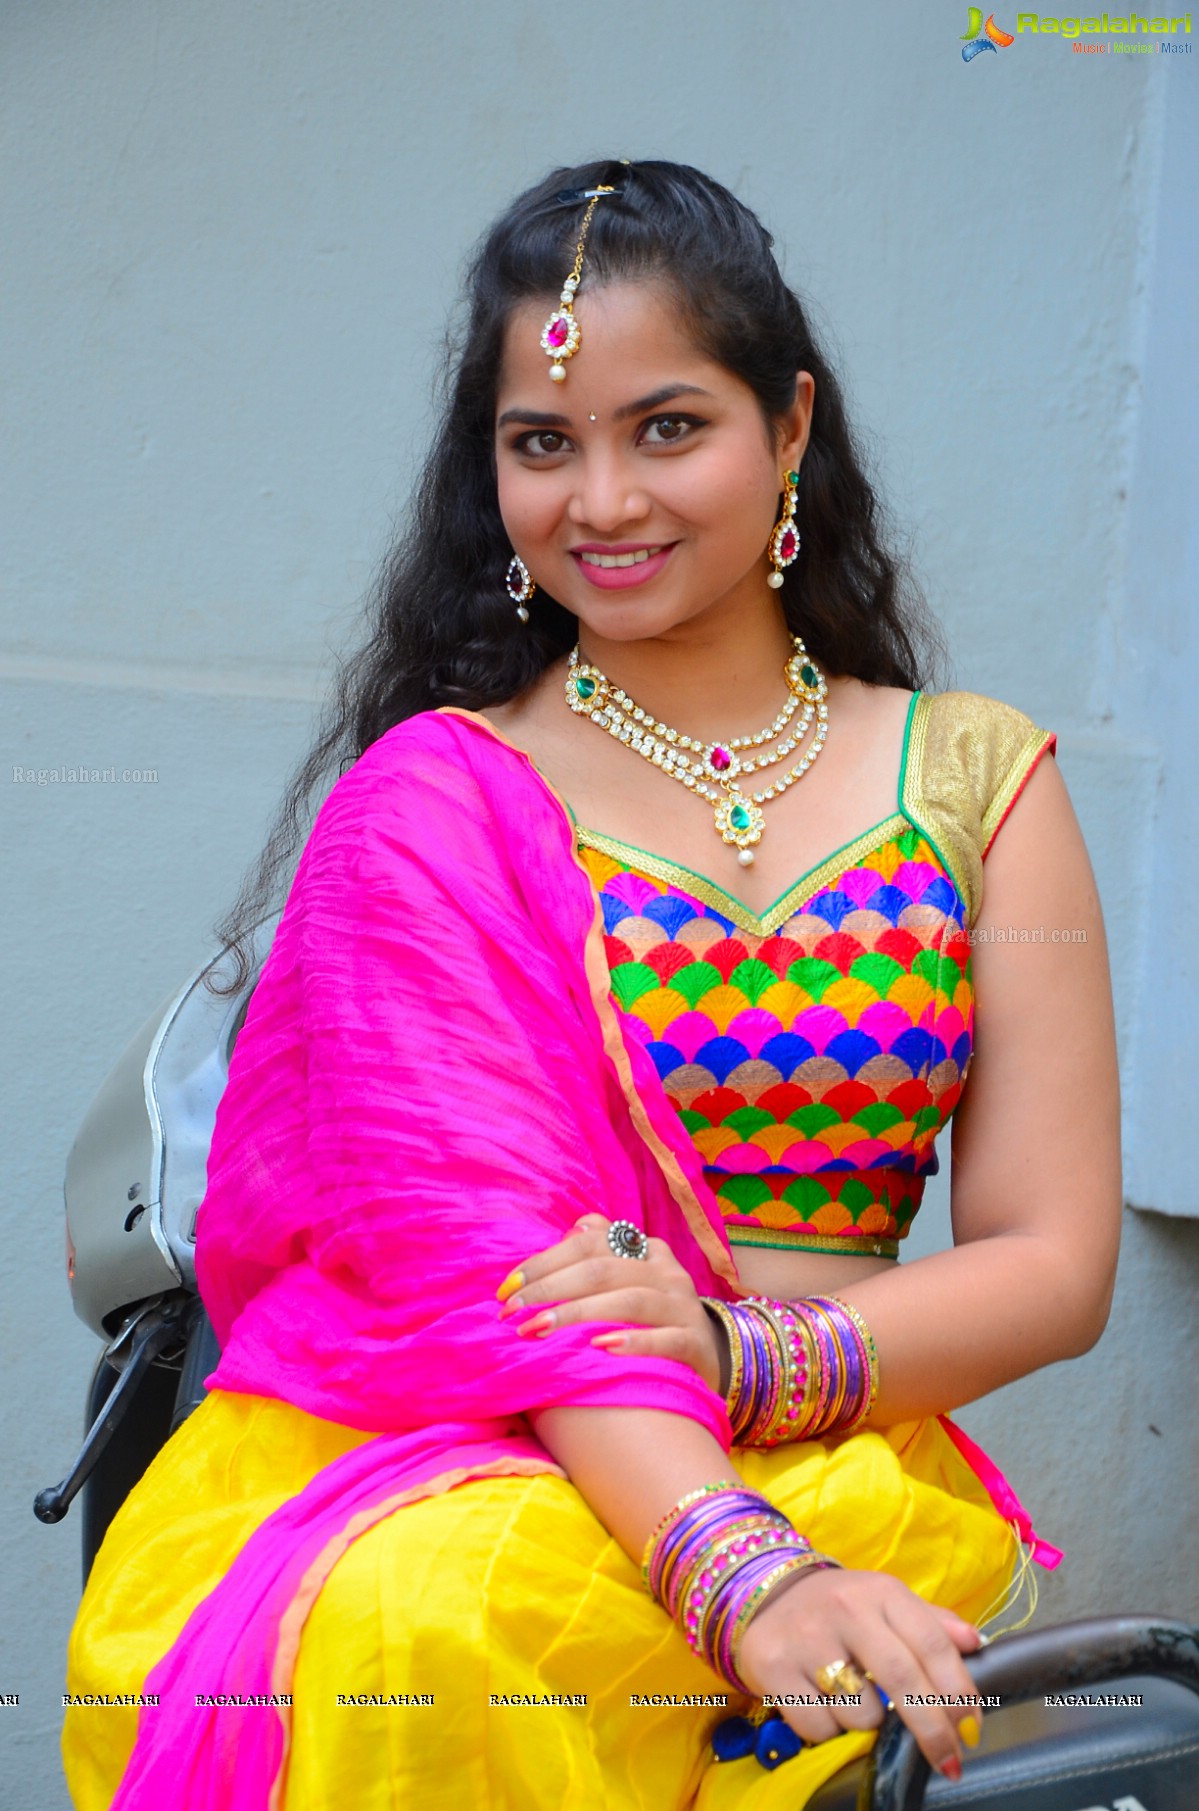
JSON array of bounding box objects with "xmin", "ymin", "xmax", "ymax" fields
[
  {"xmin": 939, "ymin": 1754, "xmax": 962, "ymax": 1782},
  {"xmin": 960, "ymin": 1714, "xmax": 981, "ymax": 1748},
  {"xmin": 497, "ymin": 1297, "xmax": 522, "ymax": 1319},
  {"xmin": 496, "ymin": 1269, "xmax": 525, "ymax": 1303},
  {"xmin": 517, "ymin": 1310, "xmax": 556, "ymax": 1337},
  {"xmin": 591, "ymin": 1333, "xmax": 625, "ymax": 1349}
]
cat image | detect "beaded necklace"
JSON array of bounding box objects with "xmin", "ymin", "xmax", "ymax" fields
[{"xmin": 564, "ymin": 636, "xmax": 828, "ymax": 867}]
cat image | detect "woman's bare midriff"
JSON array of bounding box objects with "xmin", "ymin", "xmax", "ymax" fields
[{"xmin": 734, "ymin": 1247, "xmax": 898, "ymax": 1302}]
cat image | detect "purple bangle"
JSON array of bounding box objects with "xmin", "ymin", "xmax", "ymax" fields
[
  {"xmin": 649, "ymin": 1489, "xmax": 766, "ymax": 1607},
  {"xmin": 660, "ymin": 1509, "xmax": 778, "ymax": 1623},
  {"xmin": 802, "ymin": 1296, "xmax": 877, "ymax": 1436},
  {"xmin": 679, "ymin": 1524, "xmax": 804, "ymax": 1650}
]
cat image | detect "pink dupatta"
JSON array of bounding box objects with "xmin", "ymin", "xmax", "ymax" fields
[{"xmin": 112, "ymin": 708, "xmax": 742, "ymax": 1808}]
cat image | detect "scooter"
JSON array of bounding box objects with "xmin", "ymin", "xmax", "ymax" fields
[{"xmin": 39, "ymin": 922, "xmax": 1199, "ymax": 1809}]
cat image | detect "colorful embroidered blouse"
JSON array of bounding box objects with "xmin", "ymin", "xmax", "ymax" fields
[{"xmin": 575, "ymin": 691, "xmax": 1055, "ymax": 1259}]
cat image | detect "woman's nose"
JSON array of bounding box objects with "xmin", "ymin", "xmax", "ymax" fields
[{"xmin": 567, "ymin": 455, "xmax": 652, "ymax": 535}]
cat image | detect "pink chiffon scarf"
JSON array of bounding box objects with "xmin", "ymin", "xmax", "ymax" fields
[{"xmin": 112, "ymin": 708, "xmax": 742, "ymax": 1808}]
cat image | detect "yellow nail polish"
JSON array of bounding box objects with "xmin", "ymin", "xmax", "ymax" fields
[
  {"xmin": 960, "ymin": 1715, "xmax": 981, "ymax": 1749},
  {"xmin": 496, "ymin": 1269, "xmax": 525, "ymax": 1303}
]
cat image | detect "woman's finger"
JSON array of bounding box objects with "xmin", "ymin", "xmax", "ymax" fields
[
  {"xmin": 588, "ymin": 1325, "xmax": 707, "ymax": 1360},
  {"xmin": 928, "ymin": 1604, "xmax": 984, "ymax": 1652},
  {"xmin": 495, "ymin": 1219, "xmax": 672, "ymax": 1302},
  {"xmin": 882, "ymin": 1593, "xmax": 985, "ymax": 1745},
  {"xmin": 498, "ymin": 1249, "xmax": 679, "ymax": 1318},
  {"xmin": 512, "ymin": 1284, "xmax": 686, "ymax": 1335},
  {"xmin": 570, "ymin": 1212, "xmax": 613, "ymax": 1235},
  {"xmin": 838, "ymin": 1615, "xmax": 964, "ymax": 1779},
  {"xmin": 764, "ymin": 1678, "xmax": 846, "ymax": 1749}
]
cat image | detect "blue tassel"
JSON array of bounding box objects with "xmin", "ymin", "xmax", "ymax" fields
[
  {"xmin": 754, "ymin": 1713, "xmax": 803, "ymax": 1769},
  {"xmin": 710, "ymin": 1715, "xmax": 759, "ymax": 1762}
]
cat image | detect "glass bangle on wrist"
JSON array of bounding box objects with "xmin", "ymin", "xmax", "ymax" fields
[
  {"xmin": 642, "ymin": 1481, "xmax": 842, "ymax": 1693},
  {"xmin": 699, "ymin": 1295, "xmax": 879, "ymax": 1447}
]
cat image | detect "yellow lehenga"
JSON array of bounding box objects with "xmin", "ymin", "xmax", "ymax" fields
[
  {"xmin": 65, "ymin": 1391, "xmax": 1020, "ymax": 1810},
  {"xmin": 63, "ymin": 691, "xmax": 1056, "ymax": 1809}
]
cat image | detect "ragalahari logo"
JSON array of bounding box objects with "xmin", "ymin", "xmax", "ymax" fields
[{"xmin": 962, "ymin": 8, "xmax": 1017, "ymax": 55}]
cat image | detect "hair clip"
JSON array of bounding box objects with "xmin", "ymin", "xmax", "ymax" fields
[{"xmin": 555, "ymin": 185, "xmax": 626, "ymax": 204}]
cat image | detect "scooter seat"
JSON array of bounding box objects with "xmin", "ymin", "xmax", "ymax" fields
[
  {"xmin": 809, "ymin": 1671, "xmax": 1199, "ymax": 1807},
  {"xmin": 799, "ymin": 1615, "xmax": 1199, "ymax": 1810}
]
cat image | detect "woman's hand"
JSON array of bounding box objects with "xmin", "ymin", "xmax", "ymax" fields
[
  {"xmin": 736, "ymin": 1566, "xmax": 984, "ymax": 1782},
  {"xmin": 497, "ymin": 1213, "xmax": 727, "ymax": 1392}
]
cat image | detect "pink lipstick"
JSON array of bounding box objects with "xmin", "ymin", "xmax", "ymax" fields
[{"xmin": 570, "ymin": 543, "xmax": 676, "ymax": 591}]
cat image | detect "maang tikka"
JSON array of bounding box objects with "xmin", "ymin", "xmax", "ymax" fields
[{"xmin": 540, "ymin": 186, "xmax": 617, "ymax": 383}]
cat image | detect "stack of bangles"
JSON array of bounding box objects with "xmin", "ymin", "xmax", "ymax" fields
[
  {"xmin": 700, "ymin": 1294, "xmax": 879, "ymax": 1447},
  {"xmin": 642, "ymin": 1483, "xmax": 843, "ymax": 1693}
]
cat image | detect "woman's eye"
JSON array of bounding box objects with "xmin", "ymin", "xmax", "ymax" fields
[
  {"xmin": 515, "ymin": 430, "xmax": 569, "ymax": 457},
  {"xmin": 641, "ymin": 415, "xmax": 701, "ymax": 446}
]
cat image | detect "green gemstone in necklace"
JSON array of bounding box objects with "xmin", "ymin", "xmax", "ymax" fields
[{"xmin": 575, "ymin": 673, "xmax": 597, "ymax": 700}]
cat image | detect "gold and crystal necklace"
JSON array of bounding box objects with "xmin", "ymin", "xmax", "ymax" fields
[{"xmin": 565, "ymin": 636, "xmax": 829, "ymax": 867}]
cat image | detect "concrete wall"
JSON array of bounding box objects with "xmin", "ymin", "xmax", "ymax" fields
[{"xmin": 2, "ymin": 5, "xmax": 1195, "ymax": 1801}]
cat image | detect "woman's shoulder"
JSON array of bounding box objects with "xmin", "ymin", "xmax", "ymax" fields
[
  {"xmin": 326, "ymin": 707, "xmax": 536, "ymax": 800},
  {"xmin": 916, "ymin": 687, "xmax": 1053, "ymax": 751},
  {"xmin": 905, "ymin": 689, "xmax": 1058, "ymax": 924},
  {"xmin": 288, "ymin": 709, "xmax": 535, "ymax": 874},
  {"xmin": 912, "ymin": 690, "xmax": 1056, "ymax": 830}
]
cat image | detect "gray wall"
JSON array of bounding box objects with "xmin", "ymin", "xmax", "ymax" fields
[{"xmin": 2, "ymin": 5, "xmax": 1195, "ymax": 1803}]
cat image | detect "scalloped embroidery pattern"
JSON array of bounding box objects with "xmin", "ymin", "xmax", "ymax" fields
[{"xmin": 578, "ymin": 826, "xmax": 973, "ymax": 1244}]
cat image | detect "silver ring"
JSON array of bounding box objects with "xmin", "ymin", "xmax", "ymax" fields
[{"xmin": 607, "ymin": 1220, "xmax": 650, "ymax": 1261}]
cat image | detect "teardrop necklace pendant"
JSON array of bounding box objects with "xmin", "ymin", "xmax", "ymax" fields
[{"xmin": 713, "ymin": 787, "xmax": 764, "ymax": 865}]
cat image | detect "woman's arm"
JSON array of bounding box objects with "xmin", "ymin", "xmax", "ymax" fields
[{"xmin": 834, "ymin": 752, "xmax": 1122, "ymax": 1421}]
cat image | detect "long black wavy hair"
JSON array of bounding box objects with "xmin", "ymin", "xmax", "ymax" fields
[{"xmin": 209, "ymin": 157, "xmax": 943, "ymax": 994}]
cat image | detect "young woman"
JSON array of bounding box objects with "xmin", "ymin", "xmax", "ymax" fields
[{"xmin": 63, "ymin": 159, "xmax": 1122, "ymax": 1811}]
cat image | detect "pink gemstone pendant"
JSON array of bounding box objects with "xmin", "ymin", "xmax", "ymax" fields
[
  {"xmin": 539, "ymin": 308, "xmax": 581, "ymax": 378},
  {"xmin": 770, "ymin": 515, "xmax": 801, "ymax": 570},
  {"xmin": 703, "ymin": 743, "xmax": 741, "ymax": 782}
]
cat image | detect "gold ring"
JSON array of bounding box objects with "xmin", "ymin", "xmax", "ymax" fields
[{"xmin": 813, "ymin": 1658, "xmax": 867, "ymax": 1696}]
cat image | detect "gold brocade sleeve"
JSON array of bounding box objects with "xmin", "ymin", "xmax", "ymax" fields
[{"xmin": 902, "ymin": 691, "xmax": 1057, "ymax": 928}]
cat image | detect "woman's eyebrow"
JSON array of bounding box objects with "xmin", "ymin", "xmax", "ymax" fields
[
  {"xmin": 612, "ymin": 383, "xmax": 714, "ymax": 421},
  {"xmin": 496, "ymin": 383, "xmax": 715, "ymax": 432},
  {"xmin": 496, "ymin": 407, "xmax": 570, "ymax": 429}
]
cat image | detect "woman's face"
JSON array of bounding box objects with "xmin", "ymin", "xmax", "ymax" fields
[{"xmin": 494, "ymin": 280, "xmax": 814, "ymax": 646}]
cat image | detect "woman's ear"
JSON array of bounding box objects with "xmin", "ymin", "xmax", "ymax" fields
[{"xmin": 778, "ymin": 370, "xmax": 816, "ymax": 474}]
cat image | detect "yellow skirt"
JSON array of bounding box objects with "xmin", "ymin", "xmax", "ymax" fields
[{"xmin": 63, "ymin": 1389, "xmax": 1018, "ymax": 1811}]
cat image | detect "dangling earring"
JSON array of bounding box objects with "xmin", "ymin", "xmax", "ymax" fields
[
  {"xmin": 767, "ymin": 469, "xmax": 802, "ymax": 589},
  {"xmin": 506, "ymin": 555, "xmax": 536, "ymax": 623}
]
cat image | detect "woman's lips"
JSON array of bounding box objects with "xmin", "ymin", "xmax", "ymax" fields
[{"xmin": 570, "ymin": 544, "xmax": 676, "ymax": 590}]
